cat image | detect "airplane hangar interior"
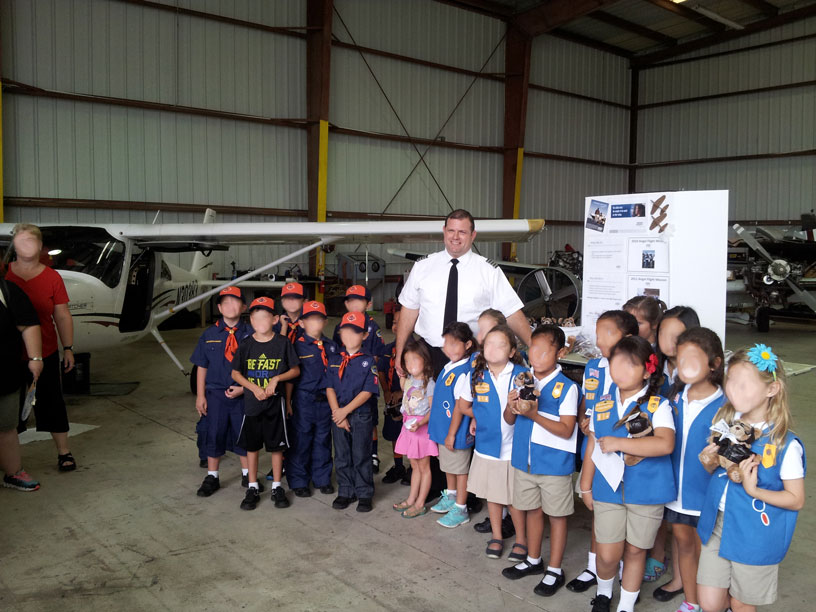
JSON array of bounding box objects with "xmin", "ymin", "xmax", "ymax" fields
[{"xmin": 0, "ymin": 1, "xmax": 815, "ymax": 611}]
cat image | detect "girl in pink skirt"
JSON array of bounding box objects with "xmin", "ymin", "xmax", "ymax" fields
[{"xmin": 393, "ymin": 339, "xmax": 437, "ymax": 518}]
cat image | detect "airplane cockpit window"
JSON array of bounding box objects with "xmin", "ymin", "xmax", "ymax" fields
[{"xmin": 38, "ymin": 227, "xmax": 126, "ymax": 288}]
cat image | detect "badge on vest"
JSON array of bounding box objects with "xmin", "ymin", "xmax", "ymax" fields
[
  {"xmin": 474, "ymin": 382, "xmax": 490, "ymax": 395},
  {"xmin": 443, "ymin": 400, "xmax": 452, "ymax": 418},
  {"xmin": 753, "ymin": 499, "xmax": 770, "ymax": 527},
  {"xmin": 445, "ymin": 372, "xmax": 456, "ymax": 386},
  {"xmin": 552, "ymin": 382, "xmax": 564, "ymax": 399},
  {"xmin": 477, "ymin": 396, "xmax": 489, "ymax": 402},
  {"xmin": 594, "ymin": 400, "xmax": 614, "ymax": 413},
  {"xmin": 584, "ymin": 378, "xmax": 599, "ymax": 391},
  {"xmin": 647, "ymin": 396, "xmax": 660, "ymax": 413},
  {"xmin": 761, "ymin": 444, "xmax": 777, "ymax": 468},
  {"xmin": 585, "ymin": 392, "xmax": 595, "ymax": 401},
  {"xmin": 589, "ymin": 368, "xmax": 600, "ymax": 378},
  {"xmin": 597, "ymin": 412, "xmax": 611, "ymax": 421}
]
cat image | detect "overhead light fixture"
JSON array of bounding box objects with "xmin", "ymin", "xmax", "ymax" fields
[
  {"xmin": 48, "ymin": 249, "xmax": 62, "ymax": 256},
  {"xmin": 672, "ymin": 1, "xmax": 745, "ymax": 30}
]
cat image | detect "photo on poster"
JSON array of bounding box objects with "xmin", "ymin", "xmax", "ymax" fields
[
  {"xmin": 627, "ymin": 238, "xmax": 669, "ymax": 273},
  {"xmin": 627, "ymin": 274, "xmax": 670, "ymax": 305},
  {"xmin": 607, "ymin": 202, "xmax": 649, "ymax": 234},
  {"xmin": 586, "ymin": 200, "xmax": 609, "ymax": 233}
]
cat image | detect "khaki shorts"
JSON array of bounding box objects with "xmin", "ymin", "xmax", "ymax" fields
[
  {"xmin": 437, "ymin": 444, "xmax": 472, "ymax": 475},
  {"xmin": 697, "ymin": 512, "xmax": 778, "ymax": 606},
  {"xmin": 0, "ymin": 391, "xmax": 20, "ymax": 431},
  {"xmin": 593, "ymin": 500, "xmax": 664, "ymax": 549},
  {"xmin": 467, "ymin": 453, "xmax": 513, "ymax": 505},
  {"xmin": 513, "ymin": 470, "xmax": 574, "ymax": 516}
]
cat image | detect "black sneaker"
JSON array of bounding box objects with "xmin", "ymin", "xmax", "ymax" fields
[
  {"xmin": 294, "ymin": 487, "xmax": 312, "ymax": 498},
  {"xmin": 400, "ymin": 467, "xmax": 412, "ymax": 486},
  {"xmin": 356, "ymin": 498, "xmax": 373, "ymax": 512},
  {"xmin": 272, "ymin": 486, "xmax": 290, "ymax": 508},
  {"xmin": 533, "ymin": 570, "xmax": 565, "ymax": 597},
  {"xmin": 501, "ymin": 514, "xmax": 516, "ymax": 539},
  {"xmin": 332, "ymin": 495, "xmax": 357, "ymax": 510},
  {"xmin": 473, "ymin": 516, "xmax": 492, "ymax": 533},
  {"xmin": 590, "ymin": 595, "xmax": 611, "ymax": 612},
  {"xmin": 371, "ymin": 455, "xmax": 380, "ymax": 474},
  {"xmin": 240, "ymin": 487, "xmax": 261, "ymax": 510},
  {"xmin": 199, "ymin": 459, "xmax": 208, "ymax": 469},
  {"xmin": 197, "ymin": 475, "xmax": 220, "ymax": 497},
  {"xmin": 319, "ymin": 484, "xmax": 335, "ymax": 495},
  {"xmin": 382, "ymin": 464, "xmax": 406, "ymax": 484},
  {"xmin": 502, "ymin": 560, "xmax": 545, "ymax": 580}
]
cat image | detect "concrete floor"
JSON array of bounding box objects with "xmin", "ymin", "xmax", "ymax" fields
[{"xmin": 1, "ymin": 319, "xmax": 813, "ymax": 612}]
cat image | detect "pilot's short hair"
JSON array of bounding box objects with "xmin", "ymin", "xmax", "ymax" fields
[
  {"xmin": 12, "ymin": 223, "xmax": 43, "ymax": 242},
  {"xmin": 445, "ymin": 209, "xmax": 475, "ymax": 233}
]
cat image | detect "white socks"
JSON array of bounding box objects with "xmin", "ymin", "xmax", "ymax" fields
[
  {"xmin": 541, "ymin": 566, "xmax": 562, "ymax": 586},
  {"xmin": 208, "ymin": 471, "xmax": 218, "ymax": 478},
  {"xmin": 515, "ymin": 555, "xmax": 542, "ymax": 570},
  {"xmin": 575, "ymin": 551, "xmax": 597, "ymax": 582},
  {"xmin": 597, "ymin": 576, "xmax": 614, "ymax": 598},
  {"xmin": 448, "ymin": 489, "xmax": 457, "ymax": 498},
  {"xmin": 617, "ymin": 587, "xmax": 639, "ymax": 612},
  {"xmin": 272, "ymin": 481, "xmax": 281, "ymax": 489},
  {"xmin": 454, "ymin": 503, "xmax": 466, "ymax": 510},
  {"xmin": 241, "ymin": 468, "xmax": 249, "ymax": 476},
  {"xmin": 248, "ymin": 482, "xmax": 259, "ymax": 490}
]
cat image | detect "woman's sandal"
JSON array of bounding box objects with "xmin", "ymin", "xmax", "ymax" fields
[
  {"xmin": 485, "ymin": 539, "xmax": 504, "ymax": 559},
  {"xmin": 508, "ymin": 542, "xmax": 528, "ymax": 563},
  {"xmin": 401, "ymin": 506, "xmax": 428, "ymax": 519},
  {"xmin": 393, "ymin": 500, "xmax": 413, "ymax": 511},
  {"xmin": 58, "ymin": 453, "xmax": 77, "ymax": 472},
  {"xmin": 643, "ymin": 556, "xmax": 667, "ymax": 582}
]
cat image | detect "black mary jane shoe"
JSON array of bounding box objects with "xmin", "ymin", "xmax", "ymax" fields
[
  {"xmin": 652, "ymin": 584, "xmax": 684, "ymax": 602},
  {"xmin": 501, "ymin": 560, "xmax": 544, "ymax": 580},
  {"xmin": 533, "ymin": 570, "xmax": 565, "ymax": 597}
]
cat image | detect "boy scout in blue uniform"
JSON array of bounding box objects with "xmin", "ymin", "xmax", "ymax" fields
[
  {"xmin": 287, "ymin": 300, "xmax": 338, "ymax": 497},
  {"xmin": 274, "ymin": 281, "xmax": 306, "ymax": 343},
  {"xmin": 332, "ymin": 285, "xmax": 386, "ymax": 473},
  {"xmin": 192, "ymin": 286, "xmax": 254, "ymax": 497},
  {"xmin": 327, "ymin": 311, "xmax": 380, "ymax": 513}
]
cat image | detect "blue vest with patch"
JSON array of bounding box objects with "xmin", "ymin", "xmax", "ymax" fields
[
  {"xmin": 697, "ymin": 429, "xmax": 805, "ymax": 566},
  {"xmin": 428, "ymin": 358, "xmax": 474, "ymax": 448},
  {"xmin": 511, "ymin": 371, "xmax": 578, "ymax": 476},
  {"xmin": 671, "ymin": 387, "xmax": 726, "ymax": 512},
  {"xmin": 591, "ymin": 385, "xmax": 676, "ymax": 505},
  {"xmin": 472, "ymin": 362, "xmax": 528, "ymax": 459},
  {"xmin": 580, "ymin": 358, "xmax": 608, "ymax": 459}
]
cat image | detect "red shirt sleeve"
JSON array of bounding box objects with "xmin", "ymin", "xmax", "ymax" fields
[{"xmin": 50, "ymin": 268, "xmax": 70, "ymax": 305}]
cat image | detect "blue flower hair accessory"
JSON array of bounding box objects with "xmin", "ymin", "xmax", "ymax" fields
[{"xmin": 748, "ymin": 343, "xmax": 778, "ymax": 380}]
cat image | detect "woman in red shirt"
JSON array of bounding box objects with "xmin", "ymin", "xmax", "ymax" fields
[{"xmin": 7, "ymin": 224, "xmax": 77, "ymax": 471}]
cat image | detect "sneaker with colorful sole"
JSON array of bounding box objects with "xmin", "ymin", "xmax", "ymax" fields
[
  {"xmin": 3, "ymin": 470, "xmax": 40, "ymax": 491},
  {"xmin": 437, "ymin": 505, "xmax": 470, "ymax": 528},
  {"xmin": 430, "ymin": 490, "xmax": 455, "ymax": 514}
]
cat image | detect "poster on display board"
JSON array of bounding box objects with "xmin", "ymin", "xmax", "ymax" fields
[{"xmin": 581, "ymin": 190, "xmax": 728, "ymax": 343}]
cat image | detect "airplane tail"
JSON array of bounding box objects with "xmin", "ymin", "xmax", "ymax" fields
[{"xmin": 190, "ymin": 208, "xmax": 216, "ymax": 280}]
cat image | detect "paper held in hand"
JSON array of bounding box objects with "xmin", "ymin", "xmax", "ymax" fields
[
  {"xmin": 22, "ymin": 382, "xmax": 37, "ymax": 421},
  {"xmin": 591, "ymin": 441, "xmax": 625, "ymax": 492},
  {"xmin": 710, "ymin": 419, "xmax": 738, "ymax": 444}
]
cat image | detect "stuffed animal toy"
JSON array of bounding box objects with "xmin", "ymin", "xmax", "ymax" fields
[
  {"xmin": 699, "ymin": 420, "xmax": 759, "ymax": 483},
  {"xmin": 614, "ymin": 405, "xmax": 654, "ymax": 466},
  {"xmin": 513, "ymin": 371, "xmax": 540, "ymax": 415}
]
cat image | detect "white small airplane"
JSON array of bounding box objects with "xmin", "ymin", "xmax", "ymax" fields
[{"xmin": 1, "ymin": 211, "xmax": 545, "ymax": 378}]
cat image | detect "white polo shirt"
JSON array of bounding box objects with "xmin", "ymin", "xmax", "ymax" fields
[{"xmin": 399, "ymin": 248, "xmax": 524, "ymax": 347}]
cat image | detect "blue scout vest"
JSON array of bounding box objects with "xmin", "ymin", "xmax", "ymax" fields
[
  {"xmin": 472, "ymin": 362, "xmax": 528, "ymax": 459},
  {"xmin": 428, "ymin": 357, "xmax": 474, "ymax": 448},
  {"xmin": 294, "ymin": 333, "xmax": 338, "ymax": 397},
  {"xmin": 580, "ymin": 358, "xmax": 608, "ymax": 458},
  {"xmin": 671, "ymin": 387, "xmax": 726, "ymax": 512},
  {"xmin": 697, "ymin": 429, "xmax": 806, "ymax": 566},
  {"xmin": 511, "ymin": 370, "xmax": 578, "ymax": 476},
  {"xmin": 592, "ymin": 384, "xmax": 676, "ymax": 505}
]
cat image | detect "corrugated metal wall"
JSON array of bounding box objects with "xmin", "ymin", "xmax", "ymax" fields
[
  {"xmin": 518, "ymin": 35, "xmax": 631, "ymax": 265},
  {"xmin": 636, "ymin": 16, "xmax": 816, "ymax": 222}
]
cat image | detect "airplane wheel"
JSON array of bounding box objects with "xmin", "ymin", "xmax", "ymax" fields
[
  {"xmin": 189, "ymin": 365, "xmax": 198, "ymax": 394},
  {"xmin": 755, "ymin": 307, "xmax": 770, "ymax": 333}
]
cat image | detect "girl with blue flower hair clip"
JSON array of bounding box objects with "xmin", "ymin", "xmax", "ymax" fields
[{"xmin": 696, "ymin": 345, "xmax": 806, "ymax": 612}]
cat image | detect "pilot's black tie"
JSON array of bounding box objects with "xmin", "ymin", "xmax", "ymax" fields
[{"xmin": 443, "ymin": 258, "xmax": 459, "ymax": 333}]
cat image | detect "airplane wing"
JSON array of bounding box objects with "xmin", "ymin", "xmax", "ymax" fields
[{"xmin": 77, "ymin": 218, "xmax": 544, "ymax": 247}]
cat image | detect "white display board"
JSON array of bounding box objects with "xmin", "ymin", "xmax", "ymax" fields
[{"xmin": 581, "ymin": 190, "xmax": 728, "ymax": 343}]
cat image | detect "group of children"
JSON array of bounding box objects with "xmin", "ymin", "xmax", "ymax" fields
[{"xmin": 192, "ymin": 284, "xmax": 806, "ymax": 612}]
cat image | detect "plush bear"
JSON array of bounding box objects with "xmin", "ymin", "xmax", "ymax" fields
[
  {"xmin": 513, "ymin": 371, "xmax": 540, "ymax": 415},
  {"xmin": 615, "ymin": 406, "xmax": 654, "ymax": 466},
  {"xmin": 699, "ymin": 420, "xmax": 759, "ymax": 483}
]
